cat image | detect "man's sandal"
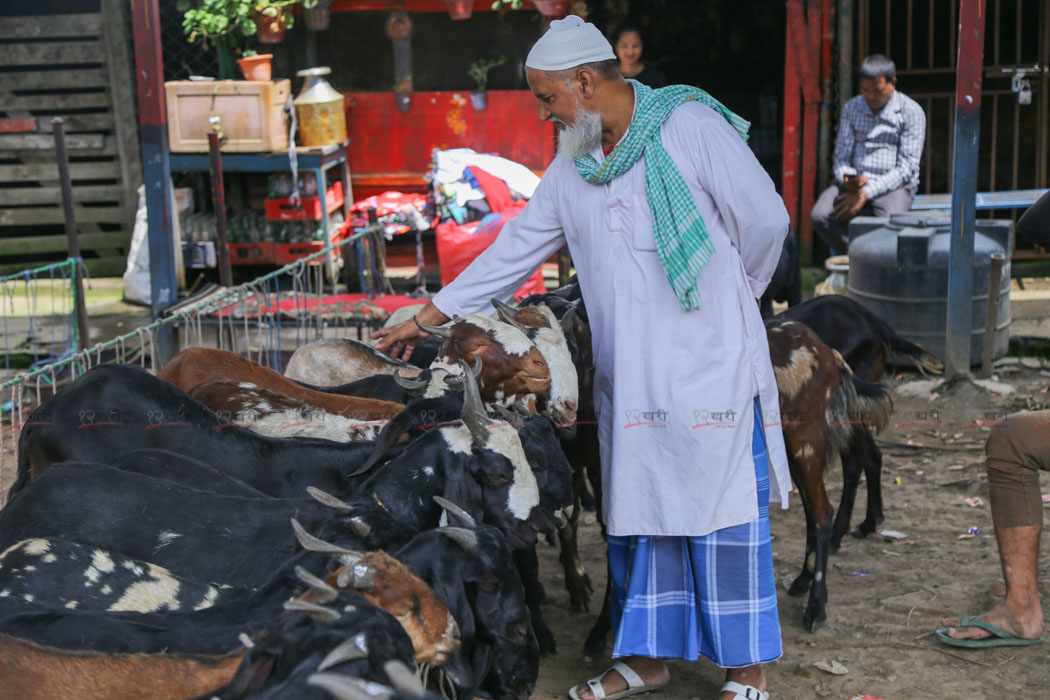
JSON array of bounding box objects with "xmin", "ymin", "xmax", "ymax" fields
[
  {"xmin": 721, "ymin": 681, "xmax": 769, "ymax": 700},
  {"xmin": 567, "ymin": 661, "xmax": 666, "ymax": 700}
]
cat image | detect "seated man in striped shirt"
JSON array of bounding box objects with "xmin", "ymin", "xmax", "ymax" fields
[{"xmin": 811, "ymin": 54, "xmax": 926, "ymax": 253}]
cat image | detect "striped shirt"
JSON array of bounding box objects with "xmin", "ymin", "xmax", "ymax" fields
[{"xmin": 833, "ymin": 90, "xmax": 926, "ymax": 199}]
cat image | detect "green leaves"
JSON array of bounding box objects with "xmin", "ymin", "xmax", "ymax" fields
[
  {"xmin": 467, "ymin": 55, "xmax": 507, "ymax": 92},
  {"xmin": 490, "ymin": 0, "xmax": 523, "ymax": 9}
]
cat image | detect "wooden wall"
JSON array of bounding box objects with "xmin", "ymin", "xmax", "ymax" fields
[{"xmin": 0, "ymin": 0, "xmax": 141, "ymax": 276}]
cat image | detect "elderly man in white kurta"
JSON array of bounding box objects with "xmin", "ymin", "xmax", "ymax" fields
[{"xmin": 375, "ymin": 16, "xmax": 790, "ymax": 700}]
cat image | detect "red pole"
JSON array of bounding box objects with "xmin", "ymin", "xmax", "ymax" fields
[
  {"xmin": 782, "ymin": 0, "xmax": 804, "ymax": 240},
  {"xmin": 799, "ymin": 0, "xmax": 822, "ymax": 260}
]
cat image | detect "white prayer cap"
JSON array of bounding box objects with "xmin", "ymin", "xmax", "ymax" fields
[{"xmin": 525, "ymin": 15, "xmax": 616, "ymax": 72}]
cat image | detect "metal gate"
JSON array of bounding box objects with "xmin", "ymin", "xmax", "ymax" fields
[{"xmin": 858, "ymin": 0, "xmax": 1048, "ymax": 207}]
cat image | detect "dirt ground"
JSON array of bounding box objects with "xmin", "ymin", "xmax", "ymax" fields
[
  {"xmin": 3, "ymin": 342, "xmax": 1050, "ymax": 699},
  {"xmin": 530, "ymin": 362, "xmax": 1050, "ymax": 700}
]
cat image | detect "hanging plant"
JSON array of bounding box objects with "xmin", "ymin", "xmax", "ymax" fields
[
  {"xmin": 491, "ymin": 0, "xmax": 523, "ymax": 9},
  {"xmin": 177, "ymin": 0, "xmax": 256, "ymax": 47},
  {"xmin": 251, "ymin": 0, "xmax": 299, "ymax": 42},
  {"xmin": 176, "ymin": 0, "xmax": 257, "ymax": 79}
]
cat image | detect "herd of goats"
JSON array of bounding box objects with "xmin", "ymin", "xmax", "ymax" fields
[{"xmin": 0, "ymin": 280, "xmax": 944, "ymax": 700}]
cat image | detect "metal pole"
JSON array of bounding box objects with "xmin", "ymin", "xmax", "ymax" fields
[
  {"xmin": 980, "ymin": 253, "xmax": 1005, "ymax": 379},
  {"xmin": 131, "ymin": 0, "xmax": 177, "ymax": 368},
  {"xmin": 837, "ymin": 0, "xmax": 853, "ymax": 121},
  {"xmin": 207, "ymin": 132, "xmax": 233, "ymax": 288},
  {"xmin": 945, "ymin": 0, "xmax": 987, "ymax": 376},
  {"xmin": 52, "ymin": 118, "xmax": 91, "ymax": 351}
]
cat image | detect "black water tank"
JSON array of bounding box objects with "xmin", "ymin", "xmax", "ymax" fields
[{"xmin": 846, "ymin": 213, "xmax": 1013, "ymax": 364}]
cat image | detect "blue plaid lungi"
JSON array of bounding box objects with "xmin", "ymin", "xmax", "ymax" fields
[{"xmin": 607, "ymin": 397, "xmax": 782, "ymax": 668}]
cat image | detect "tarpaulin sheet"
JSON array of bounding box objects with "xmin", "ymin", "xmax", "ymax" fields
[{"xmin": 435, "ymin": 217, "xmax": 546, "ymax": 300}]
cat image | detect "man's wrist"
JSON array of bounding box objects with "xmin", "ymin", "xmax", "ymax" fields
[{"xmin": 417, "ymin": 302, "xmax": 450, "ymax": 326}]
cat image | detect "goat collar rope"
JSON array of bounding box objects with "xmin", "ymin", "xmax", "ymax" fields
[{"xmin": 571, "ymin": 80, "xmax": 750, "ymax": 311}]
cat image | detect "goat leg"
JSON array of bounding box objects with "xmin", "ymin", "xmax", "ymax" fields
[
  {"xmin": 830, "ymin": 442, "xmax": 863, "ymax": 552},
  {"xmin": 582, "ymin": 562, "xmax": 612, "ymax": 661},
  {"xmin": 514, "ymin": 547, "xmax": 557, "ymax": 655},
  {"xmin": 558, "ymin": 494, "xmax": 592, "ymax": 612},
  {"xmin": 852, "ymin": 430, "xmax": 885, "ymax": 538}
]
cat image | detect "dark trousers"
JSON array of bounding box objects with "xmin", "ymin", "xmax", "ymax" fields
[{"xmin": 810, "ymin": 184, "xmax": 916, "ymax": 253}]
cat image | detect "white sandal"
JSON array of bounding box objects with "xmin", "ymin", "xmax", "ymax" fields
[
  {"xmin": 720, "ymin": 681, "xmax": 769, "ymax": 700},
  {"xmin": 567, "ymin": 661, "xmax": 666, "ymax": 700}
]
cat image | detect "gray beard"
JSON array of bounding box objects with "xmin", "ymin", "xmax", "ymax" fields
[{"xmin": 555, "ymin": 105, "xmax": 603, "ymax": 160}]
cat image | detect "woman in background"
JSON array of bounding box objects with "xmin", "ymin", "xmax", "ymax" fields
[{"xmin": 612, "ymin": 24, "xmax": 667, "ymax": 88}]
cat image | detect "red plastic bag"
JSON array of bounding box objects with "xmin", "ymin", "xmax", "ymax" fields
[{"xmin": 435, "ymin": 217, "xmax": 546, "ymax": 300}]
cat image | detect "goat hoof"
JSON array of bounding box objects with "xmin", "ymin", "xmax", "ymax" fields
[
  {"xmin": 537, "ymin": 628, "xmax": 557, "ymax": 656},
  {"xmin": 787, "ymin": 576, "xmax": 811, "ymax": 597},
  {"xmin": 804, "ymin": 612, "xmax": 827, "ymax": 632}
]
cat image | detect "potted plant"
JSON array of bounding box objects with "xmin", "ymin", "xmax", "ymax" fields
[
  {"xmin": 302, "ymin": 0, "xmax": 332, "ymax": 31},
  {"xmin": 250, "ymin": 0, "xmax": 298, "ymax": 43},
  {"xmin": 530, "ymin": 0, "xmax": 569, "ymax": 16},
  {"xmin": 445, "ymin": 0, "xmax": 474, "ymax": 20},
  {"xmin": 467, "ymin": 55, "xmax": 505, "ymax": 110},
  {"xmin": 177, "ymin": 0, "xmax": 256, "ymax": 79},
  {"xmin": 236, "ymin": 49, "xmax": 274, "ymax": 80},
  {"xmin": 490, "ymin": 0, "xmax": 523, "ymax": 10}
]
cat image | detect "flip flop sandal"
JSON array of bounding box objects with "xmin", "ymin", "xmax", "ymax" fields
[
  {"xmin": 567, "ymin": 661, "xmax": 666, "ymax": 700},
  {"xmin": 721, "ymin": 682, "xmax": 769, "ymax": 700},
  {"xmin": 935, "ymin": 616, "xmax": 1045, "ymax": 649}
]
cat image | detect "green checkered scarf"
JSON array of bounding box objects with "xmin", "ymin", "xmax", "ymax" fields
[{"xmin": 572, "ymin": 80, "xmax": 750, "ymax": 311}]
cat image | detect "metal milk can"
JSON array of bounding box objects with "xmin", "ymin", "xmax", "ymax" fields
[{"xmin": 293, "ymin": 67, "xmax": 347, "ymax": 147}]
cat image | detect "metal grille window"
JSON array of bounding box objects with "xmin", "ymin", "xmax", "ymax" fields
[{"xmin": 160, "ymin": 1, "xmax": 220, "ymax": 82}]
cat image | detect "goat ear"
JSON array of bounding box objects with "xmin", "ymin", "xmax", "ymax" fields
[
  {"xmin": 441, "ymin": 468, "xmax": 483, "ymax": 526},
  {"xmin": 440, "ymin": 653, "xmax": 476, "ymax": 693},
  {"xmin": 469, "ymin": 642, "xmax": 494, "ymax": 695},
  {"xmin": 226, "ymin": 636, "xmax": 280, "ymax": 699}
]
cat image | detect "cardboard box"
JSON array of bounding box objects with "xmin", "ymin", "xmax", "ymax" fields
[{"xmin": 165, "ymin": 80, "xmax": 290, "ymax": 153}]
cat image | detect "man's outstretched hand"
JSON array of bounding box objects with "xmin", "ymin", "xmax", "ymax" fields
[{"xmin": 372, "ymin": 302, "xmax": 450, "ymax": 362}]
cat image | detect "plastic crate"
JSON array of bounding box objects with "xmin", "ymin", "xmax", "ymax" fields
[
  {"xmin": 264, "ymin": 181, "xmax": 344, "ymax": 221},
  {"xmin": 228, "ymin": 242, "xmax": 276, "ymax": 265}
]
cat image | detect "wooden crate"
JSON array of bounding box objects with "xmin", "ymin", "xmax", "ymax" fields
[
  {"xmin": 0, "ymin": 2, "xmax": 142, "ymax": 276},
  {"xmin": 165, "ymin": 80, "xmax": 291, "ymax": 153}
]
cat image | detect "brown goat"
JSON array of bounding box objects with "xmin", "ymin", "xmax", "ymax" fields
[
  {"xmin": 188, "ymin": 380, "xmax": 388, "ymax": 442},
  {"xmin": 292, "ymin": 520, "xmax": 459, "ymax": 667},
  {"xmin": 328, "ymin": 553, "xmax": 459, "ymax": 666},
  {"xmin": 0, "ymin": 634, "xmax": 242, "ymax": 700},
  {"xmin": 158, "ymin": 348, "xmax": 404, "ymax": 422},
  {"xmin": 766, "ymin": 318, "xmax": 892, "ymax": 631},
  {"xmin": 415, "ymin": 314, "xmax": 551, "ymax": 403}
]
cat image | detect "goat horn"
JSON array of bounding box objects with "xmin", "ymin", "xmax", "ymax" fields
[
  {"xmin": 284, "ymin": 599, "xmax": 342, "ymax": 623},
  {"xmin": 438, "ymin": 526, "xmax": 479, "ymax": 551},
  {"xmin": 307, "ymin": 487, "xmax": 353, "ymax": 513},
  {"xmin": 433, "ymin": 495, "xmax": 477, "ymax": 529},
  {"xmin": 383, "ymin": 660, "xmax": 427, "ymax": 697},
  {"xmin": 491, "ymin": 298, "xmax": 530, "ymax": 333},
  {"xmin": 348, "ymin": 515, "xmax": 372, "ymax": 539},
  {"xmin": 295, "ymin": 565, "xmax": 339, "ymax": 603},
  {"xmin": 452, "ymin": 314, "xmax": 464, "ymax": 324},
  {"xmin": 394, "ymin": 369, "xmax": 429, "ymax": 392},
  {"xmin": 318, "ymin": 633, "xmax": 370, "ymax": 671},
  {"xmin": 336, "ymin": 563, "xmax": 375, "ymax": 591},
  {"xmin": 411, "ymin": 316, "xmax": 449, "ymax": 340},
  {"xmin": 291, "ymin": 518, "xmax": 355, "ymax": 555},
  {"xmin": 307, "ymin": 674, "xmax": 393, "ymax": 700},
  {"xmin": 458, "ymin": 359, "xmax": 491, "ymax": 445}
]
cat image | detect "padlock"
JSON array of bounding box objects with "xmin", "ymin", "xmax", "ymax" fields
[
  {"xmin": 1019, "ymin": 79, "xmax": 1033, "ymax": 105},
  {"xmin": 1011, "ymin": 69, "xmax": 1026, "ymax": 93}
]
